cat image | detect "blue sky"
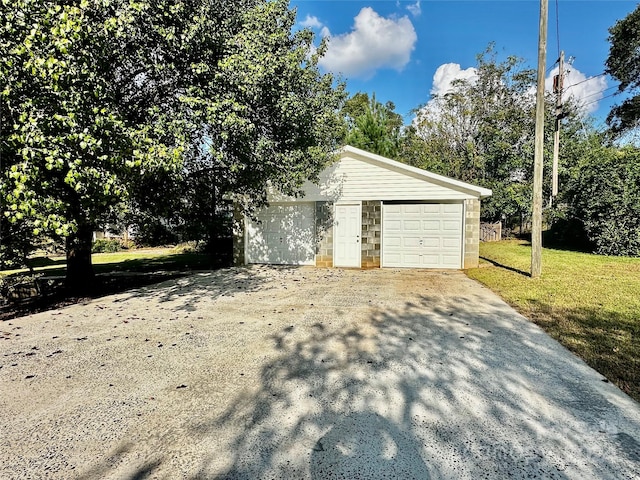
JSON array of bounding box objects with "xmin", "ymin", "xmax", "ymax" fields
[{"xmin": 291, "ymin": 0, "xmax": 638, "ymax": 126}]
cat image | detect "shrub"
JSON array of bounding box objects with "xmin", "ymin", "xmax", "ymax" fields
[
  {"xmin": 565, "ymin": 146, "xmax": 640, "ymax": 256},
  {"xmin": 92, "ymin": 239, "xmax": 123, "ymax": 253}
]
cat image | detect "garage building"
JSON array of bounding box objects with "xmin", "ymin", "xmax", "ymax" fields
[{"xmin": 236, "ymin": 145, "xmax": 492, "ymax": 269}]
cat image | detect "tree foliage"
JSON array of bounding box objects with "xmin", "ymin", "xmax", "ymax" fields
[
  {"xmin": 342, "ymin": 93, "xmax": 402, "ymax": 158},
  {"xmin": 400, "ymin": 46, "xmax": 589, "ymax": 223},
  {"xmin": 605, "ymin": 4, "xmax": 640, "ymax": 135},
  {"xmin": 564, "ymin": 145, "xmax": 640, "ymax": 256},
  {"xmin": 1, "ymin": 0, "xmax": 345, "ymax": 287}
]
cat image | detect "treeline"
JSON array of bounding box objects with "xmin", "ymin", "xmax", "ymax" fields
[{"xmin": 343, "ymin": 45, "xmax": 640, "ymax": 257}]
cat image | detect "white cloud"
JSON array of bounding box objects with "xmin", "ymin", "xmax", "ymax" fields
[
  {"xmin": 410, "ymin": 63, "xmax": 479, "ymax": 130},
  {"xmin": 407, "ymin": 1, "xmax": 421, "ymax": 17},
  {"xmin": 300, "ymin": 15, "xmax": 323, "ymax": 29},
  {"xmin": 299, "ymin": 15, "xmax": 331, "ymax": 37},
  {"xmin": 545, "ymin": 66, "xmax": 607, "ymax": 114},
  {"xmin": 431, "ymin": 63, "xmax": 478, "ymax": 96},
  {"xmin": 318, "ymin": 7, "xmax": 417, "ymax": 79}
]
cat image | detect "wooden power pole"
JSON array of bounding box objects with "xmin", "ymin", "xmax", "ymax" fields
[
  {"xmin": 532, "ymin": 0, "xmax": 548, "ymax": 279},
  {"xmin": 552, "ymin": 51, "xmax": 564, "ymax": 198}
]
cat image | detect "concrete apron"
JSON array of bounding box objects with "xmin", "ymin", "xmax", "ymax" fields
[{"xmin": 0, "ymin": 266, "xmax": 638, "ymax": 479}]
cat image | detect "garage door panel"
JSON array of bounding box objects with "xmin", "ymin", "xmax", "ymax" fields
[
  {"xmin": 247, "ymin": 203, "xmax": 315, "ymax": 265},
  {"xmin": 422, "ymin": 237, "xmax": 441, "ymax": 248},
  {"xmin": 421, "ymin": 254, "xmax": 440, "ymax": 265},
  {"xmin": 385, "ymin": 204, "xmax": 402, "ymax": 214},
  {"xmin": 403, "ymin": 253, "xmax": 422, "ymax": 264},
  {"xmin": 402, "ymin": 236, "xmax": 422, "ymax": 248},
  {"xmin": 443, "ymin": 220, "xmax": 461, "ymax": 231},
  {"xmin": 442, "ymin": 237, "xmax": 461, "ymax": 248},
  {"xmin": 384, "ymin": 253, "xmax": 401, "ymax": 264},
  {"xmin": 403, "ymin": 220, "xmax": 421, "ymax": 231},
  {"xmin": 385, "ymin": 219, "xmax": 402, "ymax": 231},
  {"xmin": 385, "ymin": 236, "xmax": 402, "ymax": 247},
  {"xmin": 265, "ymin": 232, "xmax": 282, "ymax": 245},
  {"xmin": 443, "ymin": 204, "xmax": 462, "ymax": 213},
  {"xmin": 403, "ymin": 204, "xmax": 422, "ymax": 214},
  {"xmin": 422, "ymin": 220, "xmax": 440, "ymax": 230},
  {"xmin": 423, "ymin": 204, "xmax": 441, "ymax": 213},
  {"xmin": 383, "ymin": 203, "xmax": 463, "ymax": 269},
  {"xmin": 442, "ymin": 254, "xmax": 462, "ymax": 266}
]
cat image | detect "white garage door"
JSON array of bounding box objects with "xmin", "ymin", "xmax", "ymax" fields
[
  {"xmin": 246, "ymin": 203, "xmax": 315, "ymax": 265},
  {"xmin": 382, "ymin": 203, "xmax": 463, "ymax": 269}
]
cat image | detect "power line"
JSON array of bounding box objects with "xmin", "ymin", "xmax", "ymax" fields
[
  {"xmin": 564, "ymin": 72, "xmax": 607, "ymax": 91},
  {"xmin": 577, "ymin": 85, "xmax": 618, "ymax": 101},
  {"xmin": 581, "ymin": 91, "xmax": 618, "ymax": 108}
]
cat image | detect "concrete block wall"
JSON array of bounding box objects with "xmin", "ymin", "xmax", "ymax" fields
[
  {"xmin": 232, "ymin": 206, "xmax": 245, "ymax": 266},
  {"xmin": 361, "ymin": 200, "xmax": 381, "ymax": 268},
  {"xmin": 464, "ymin": 198, "xmax": 481, "ymax": 269},
  {"xmin": 315, "ymin": 201, "xmax": 334, "ymax": 267}
]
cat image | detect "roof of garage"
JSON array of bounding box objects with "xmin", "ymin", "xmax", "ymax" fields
[{"xmin": 270, "ymin": 145, "xmax": 492, "ymax": 203}]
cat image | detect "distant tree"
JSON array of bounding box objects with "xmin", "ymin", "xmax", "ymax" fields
[
  {"xmin": 342, "ymin": 93, "xmax": 403, "ymax": 158},
  {"xmin": 400, "ymin": 46, "xmax": 590, "ymax": 224},
  {"xmin": 605, "ymin": 5, "xmax": 640, "ymax": 136},
  {"xmin": 401, "ymin": 48, "xmax": 537, "ymax": 221},
  {"xmin": 1, "ymin": 0, "xmax": 344, "ymax": 289}
]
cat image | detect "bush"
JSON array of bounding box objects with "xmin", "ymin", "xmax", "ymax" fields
[
  {"xmin": 545, "ymin": 217, "xmax": 593, "ymax": 252},
  {"xmin": 170, "ymin": 241, "xmax": 204, "ymax": 254},
  {"xmin": 92, "ymin": 239, "xmax": 124, "ymax": 253},
  {"xmin": 565, "ymin": 146, "xmax": 640, "ymax": 256}
]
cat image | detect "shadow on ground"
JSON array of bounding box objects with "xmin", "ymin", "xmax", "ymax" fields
[
  {"xmin": 185, "ymin": 287, "xmax": 639, "ymax": 478},
  {"xmin": 525, "ymin": 299, "xmax": 640, "ymax": 402},
  {"xmin": 111, "ymin": 265, "xmax": 297, "ymax": 314},
  {"xmin": 0, "ymin": 253, "xmax": 228, "ymax": 320},
  {"xmin": 479, "ymin": 256, "xmax": 530, "ymax": 277}
]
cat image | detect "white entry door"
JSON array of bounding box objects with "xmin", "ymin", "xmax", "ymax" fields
[
  {"xmin": 333, "ymin": 203, "xmax": 361, "ymax": 267},
  {"xmin": 382, "ymin": 202, "xmax": 463, "ymax": 269}
]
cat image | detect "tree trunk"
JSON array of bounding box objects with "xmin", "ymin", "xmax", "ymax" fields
[{"xmin": 66, "ymin": 223, "xmax": 95, "ymax": 294}]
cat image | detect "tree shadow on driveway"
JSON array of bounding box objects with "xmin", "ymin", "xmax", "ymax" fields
[
  {"xmin": 109, "ymin": 265, "xmax": 296, "ymax": 314},
  {"xmin": 188, "ymin": 277, "xmax": 640, "ymax": 479}
]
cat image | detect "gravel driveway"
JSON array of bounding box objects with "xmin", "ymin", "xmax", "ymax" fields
[{"xmin": 1, "ymin": 266, "xmax": 639, "ymax": 479}]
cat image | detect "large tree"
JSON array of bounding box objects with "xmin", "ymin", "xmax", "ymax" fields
[
  {"xmin": 400, "ymin": 46, "xmax": 589, "ymax": 223},
  {"xmin": 1, "ymin": 0, "xmax": 344, "ymax": 290},
  {"xmin": 401, "ymin": 49, "xmax": 538, "ymax": 221},
  {"xmin": 605, "ymin": 4, "xmax": 640, "ymax": 136}
]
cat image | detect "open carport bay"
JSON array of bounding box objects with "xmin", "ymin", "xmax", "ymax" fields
[{"xmin": 0, "ymin": 267, "xmax": 639, "ymax": 479}]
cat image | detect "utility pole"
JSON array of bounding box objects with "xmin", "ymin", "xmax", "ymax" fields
[
  {"xmin": 532, "ymin": 0, "xmax": 548, "ymax": 279},
  {"xmin": 552, "ymin": 51, "xmax": 564, "ymax": 199}
]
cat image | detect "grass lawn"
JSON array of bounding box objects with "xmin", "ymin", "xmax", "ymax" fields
[
  {"xmin": 467, "ymin": 240, "xmax": 640, "ymax": 402},
  {"xmin": 0, "ymin": 248, "xmax": 220, "ymax": 278}
]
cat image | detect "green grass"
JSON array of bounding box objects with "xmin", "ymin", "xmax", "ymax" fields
[
  {"xmin": 467, "ymin": 240, "xmax": 640, "ymax": 402},
  {"xmin": 0, "ymin": 248, "xmax": 219, "ymax": 278}
]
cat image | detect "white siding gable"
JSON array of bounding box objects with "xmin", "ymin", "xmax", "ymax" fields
[{"xmin": 269, "ymin": 148, "xmax": 489, "ymax": 202}]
